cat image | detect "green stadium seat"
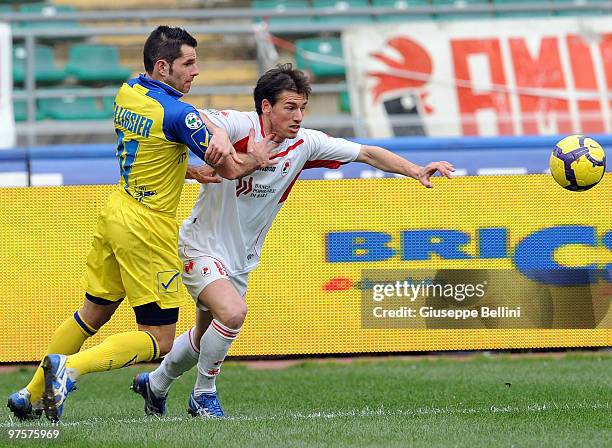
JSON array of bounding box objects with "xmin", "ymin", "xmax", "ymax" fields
[
  {"xmin": 12, "ymin": 98, "xmax": 45, "ymax": 122},
  {"xmin": 17, "ymin": 3, "xmax": 81, "ymax": 34},
  {"xmin": 339, "ymin": 91, "xmax": 351, "ymax": 113},
  {"xmin": 65, "ymin": 44, "xmax": 132, "ymax": 84},
  {"xmin": 295, "ymin": 38, "xmax": 345, "ymax": 78},
  {"xmin": 554, "ymin": 0, "xmax": 607, "ymax": 16},
  {"xmin": 313, "ymin": 0, "xmax": 373, "ymax": 24},
  {"xmin": 373, "ymin": 0, "xmax": 433, "ymax": 22},
  {"xmin": 0, "ymin": 4, "xmax": 18, "ymax": 31},
  {"xmin": 102, "ymin": 95, "xmax": 115, "ymax": 111},
  {"xmin": 12, "ymin": 45, "xmax": 65, "ymax": 86},
  {"xmin": 432, "ymin": 0, "xmax": 492, "ymax": 19},
  {"xmin": 12, "ymin": 100, "xmax": 27, "ymax": 122},
  {"xmin": 38, "ymin": 92, "xmax": 114, "ymax": 120},
  {"xmin": 493, "ymin": 0, "xmax": 554, "ymax": 18},
  {"xmin": 252, "ymin": 0, "xmax": 315, "ymax": 26}
]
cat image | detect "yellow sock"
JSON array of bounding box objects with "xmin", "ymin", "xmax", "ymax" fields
[
  {"xmin": 27, "ymin": 311, "xmax": 96, "ymax": 402},
  {"xmin": 65, "ymin": 331, "xmax": 159, "ymax": 377}
]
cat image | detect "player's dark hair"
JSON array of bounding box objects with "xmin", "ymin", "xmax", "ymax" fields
[
  {"xmin": 143, "ymin": 26, "xmax": 197, "ymax": 74},
  {"xmin": 254, "ymin": 63, "xmax": 312, "ymax": 115}
]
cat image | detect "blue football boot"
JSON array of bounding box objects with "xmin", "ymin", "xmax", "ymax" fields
[
  {"xmin": 7, "ymin": 388, "xmax": 43, "ymax": 421},
  {"xmin": 41, "ymin": 354, "xmax": 76, "ymax": 422},
  {"xmin": 187, "ymin": 390, "xmax": 224, "ymax": 418},
  {"xmin": 131, "ymin": 372, "xmax": 167, "ymax": 416}
]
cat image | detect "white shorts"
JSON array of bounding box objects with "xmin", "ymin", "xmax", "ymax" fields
[{"xmin": 179, "ymin": 252, "xmax": 248, "ymax": 311}]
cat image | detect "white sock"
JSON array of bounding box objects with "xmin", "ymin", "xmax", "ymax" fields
[
  {"xmin": 149, "ymin": 328, "xmax": 199, "ymax": 397},
  {"xmin": 194, "ymin": 319, "xmax": 240, "ymax": 395}
]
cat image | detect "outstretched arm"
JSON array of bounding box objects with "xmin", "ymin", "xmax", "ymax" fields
[{"xmin": 355, "ymin": 145, "xmax": 454, "ymax": 188}]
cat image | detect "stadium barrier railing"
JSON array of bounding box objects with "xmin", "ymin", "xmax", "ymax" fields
[{"xmin": 1, "ymin": 134, "xmax": 611, "ymax": 187}]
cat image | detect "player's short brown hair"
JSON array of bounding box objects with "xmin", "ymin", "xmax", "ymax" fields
[
  {"xmin": 254, "ymin": 63, "xmax": 312, "ymax": 115},
  {"xmin": 143, "ymin": 26, "xmax": 197, "ymax": 74}
]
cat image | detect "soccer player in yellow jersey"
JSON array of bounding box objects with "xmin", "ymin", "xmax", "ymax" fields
[{"xmin": 8, "ymin": 26, "xmax": 277, "ymax": 422}]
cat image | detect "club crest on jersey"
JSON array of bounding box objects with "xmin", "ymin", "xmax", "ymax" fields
[
  {"xmin": 201, "ymin": 267, "xmax": 211, "ymax": 277},
  {"xmin": 185, "ymin": 112, "xmax": 203, "ymax": 129},
  {"xmin": 184, "ymin": 260, "xmax": 195, "ymax": 274},
  {"xmin": 281, "ymin": 160, "xmax": 291, "ymax": 176},
  {"xmin": 214, "ymin": 261, "xmax": 228, "ymax": 277}
]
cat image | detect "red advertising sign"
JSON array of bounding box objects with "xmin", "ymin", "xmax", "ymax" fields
[{"xmin": 344, "ymin": 18, "xmax": 612, "ymax": 137}]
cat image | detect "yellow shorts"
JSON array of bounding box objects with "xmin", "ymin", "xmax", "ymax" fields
[{"xmin": 82, "ymin": 189, "xmax": 187, "ymax": 309}]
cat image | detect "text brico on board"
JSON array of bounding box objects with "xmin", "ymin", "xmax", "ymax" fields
[{"xmin": 326, "ymin": 226, "xmax": 612, "ymax": 285}]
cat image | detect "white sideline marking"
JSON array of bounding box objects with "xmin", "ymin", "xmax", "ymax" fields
[{"xmin": 2, "ymin": 402, "xmax": 608, "ymax": 427}]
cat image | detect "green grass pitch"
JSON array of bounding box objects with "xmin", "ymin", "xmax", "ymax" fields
[{"xmin": 1, "ymin": 352, "xmax": 610, "ymax": 447}]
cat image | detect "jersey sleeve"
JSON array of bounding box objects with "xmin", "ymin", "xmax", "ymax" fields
[
  {"xmin": 168, "ymin": 104, "xmax": 212, "ymax": 161},
  {"xmin": 304, "ymin": 129, "xmax": 361, "ymax": 169},
  {"xmin": 201, "ymin": 109, "xmax": 254, "ymax": 144}
]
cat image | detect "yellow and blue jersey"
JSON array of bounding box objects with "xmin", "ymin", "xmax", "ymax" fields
[{"xmin": 113, "ymin": 74, "xmax": 210, "ymax": 215}]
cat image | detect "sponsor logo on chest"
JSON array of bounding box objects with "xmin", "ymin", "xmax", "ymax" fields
[{"xmin": 236, "ymin": 176, "xmax": 278, "ymax": 199}]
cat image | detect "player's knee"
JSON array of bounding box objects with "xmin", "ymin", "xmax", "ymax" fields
[
  {"xmin": 219, "ymin": 301, "xmax": 247, "ymax": 330},
  {"xmin": 156, "ymin": 335, "xmax": 174, "ymax": 357},
  {"xmin": 79, "ymin": 300, "xmax": 119, "ymax": 330},
  {"xmin": 78, "ymin": 311, "xmax": 104, "ymax": 331}
]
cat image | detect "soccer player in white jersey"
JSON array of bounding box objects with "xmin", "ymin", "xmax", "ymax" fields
[{"xmin": 132, "ymin": 63, "xmax": 454, "ymax": 417}]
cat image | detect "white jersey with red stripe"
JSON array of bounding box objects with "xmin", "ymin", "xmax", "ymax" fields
[{"xmin": 178, "ymin": 109, "xmax": 361, "ymax": 275}]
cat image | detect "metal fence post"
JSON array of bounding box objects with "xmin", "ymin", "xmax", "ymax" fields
[{"xmin": 24, "ymin": 33, "xmax": 36, "ymax": 147}]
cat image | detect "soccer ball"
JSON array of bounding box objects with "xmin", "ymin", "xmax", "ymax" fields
[{"xmin": 549, "ymin": 134, "xmax": 606, "ymax": 191}]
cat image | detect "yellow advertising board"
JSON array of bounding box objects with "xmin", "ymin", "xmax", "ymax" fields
[{"xmin": 1, "ymin": 175, "xmax": 611, "ymax": 362}]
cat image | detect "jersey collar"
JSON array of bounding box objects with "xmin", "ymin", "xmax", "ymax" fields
[{"xmin": 137, "ymin": 74, "xmax": 184, "ymax": 99}]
